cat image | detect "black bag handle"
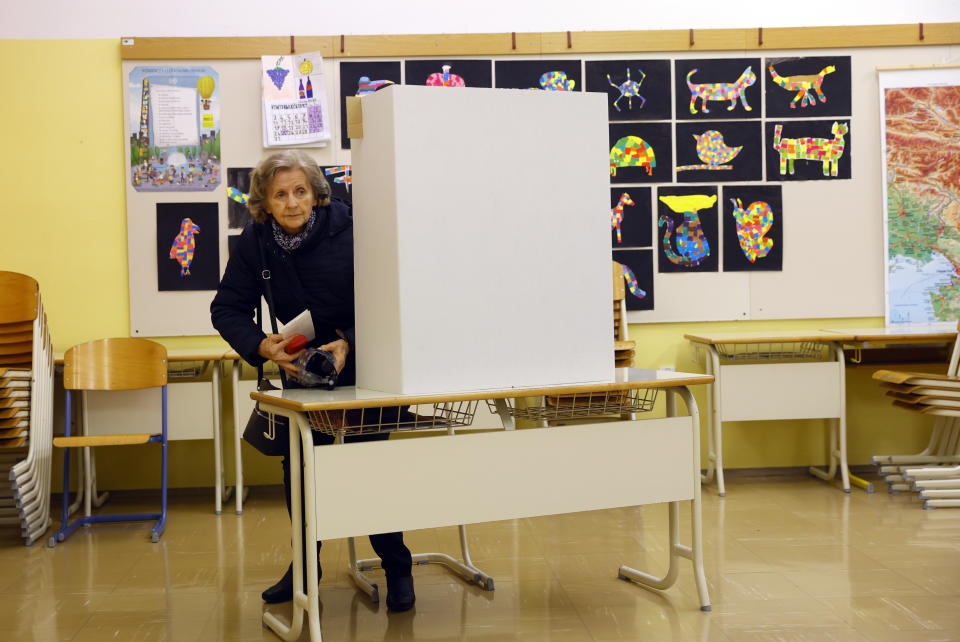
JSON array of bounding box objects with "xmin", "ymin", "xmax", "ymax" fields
[{"xmin": 254, "ymin": 224, "xmax": 287, "ymax": 391}]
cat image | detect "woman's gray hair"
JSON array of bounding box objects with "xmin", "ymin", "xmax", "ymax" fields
[{"xmin": 247, "ymin": 150, "xmax": 331, "ymax": 224}]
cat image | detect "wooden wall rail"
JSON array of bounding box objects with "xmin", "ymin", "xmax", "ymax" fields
[{"xmin": 121, "ymin": 22, "xmax": 960, "ymax": 60}]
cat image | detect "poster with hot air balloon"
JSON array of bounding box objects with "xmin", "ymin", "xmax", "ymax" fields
[
  {"xmin": 261, "ymin": 51, "xmax": 331, "ymax": 147},
  {"xmin": 127, "ymin": 66, "xmax": 221, "ymax": 192}
]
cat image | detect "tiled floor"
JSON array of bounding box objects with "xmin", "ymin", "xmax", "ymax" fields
[{"xmin": 1, "ymin": 475, "xmax": 958, "ymax": 641}]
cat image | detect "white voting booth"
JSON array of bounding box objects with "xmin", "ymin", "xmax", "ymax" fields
[{"xmin": 350, "ymin": 85, "xmax": 614, "ymax": 394}]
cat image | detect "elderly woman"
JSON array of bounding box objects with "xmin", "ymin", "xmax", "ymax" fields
[{"xmin": 211, "ymin": 150, "xmax": 415, "ymax": 611}]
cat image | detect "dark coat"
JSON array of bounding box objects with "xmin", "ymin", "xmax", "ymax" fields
[{"xmin": 210, "ymin": 198, "xmax": 357, "ymax": 385}]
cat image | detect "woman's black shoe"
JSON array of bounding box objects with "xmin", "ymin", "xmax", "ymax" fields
[
  {"xmin": 385, "ymin": 574, "xmax": 416, "ymax": 612},
  {"xmin": 261, "ymin": 560, "xmax": 323, "ymax": 604}
]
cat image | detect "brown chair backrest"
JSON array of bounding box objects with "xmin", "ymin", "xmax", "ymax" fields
[
  {"xmin": 63, "ymin": 338, "xmax": 167, "ymax": 391},
  {"xmin": 0, "ymin": 272, "xmax": 39, "ymax": 325}
]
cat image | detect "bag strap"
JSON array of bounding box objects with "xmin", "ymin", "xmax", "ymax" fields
[{"xmin": 254, "ymin": 224, "xmax": 287, "ymax": 390}]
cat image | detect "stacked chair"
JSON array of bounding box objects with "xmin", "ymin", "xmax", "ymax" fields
[
  {"xmin": 873, "ymin": 320, "xmax": 960, "ymax": 509},
  {"xmin": 50, "ymin": 338, "xmax": 169, "ymax": 545},
  {"xmin": 0, "ymin": 271, "xmax": 55, "ymax": 545},
  {"xmin": 612, "ymin": 261, "xmax": 635, "ymax": 367}
]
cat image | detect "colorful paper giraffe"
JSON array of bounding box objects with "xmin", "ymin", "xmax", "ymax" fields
[
  {"xmin": 686, "ymin": 67, "xmax": 756, "ymax": 114},
  {"xmin": 426, "ymin": 65, "xmax": 465, "ymax": 87},
  {"xmin": 621, "ymin": 264, "xmax": 647, "ymax": 299},
  {"xmin": 768, "ymin": 64, "xmax": 836, "ymax": 109},
  {"xmin": 677, "ymin": 130, "xmax": 742, "ymax": 171},
  {"xmin": 729, "ymin": 198, "xmax": 774, "ymax": 262},
  {"xmin": 610, "ymin": 136, "xmax": 656, "ymax": 177},
  {"xmin": 169, "ymin": 217, "xmax": 200, "ymax": 276},
  {"xmin": 324, "ymin": 166, "xmax": 352, "ymax": 193},
  {"xmin": 606, "ymin": 68, "xmax": 646, "ymax": 112},
  {"xmin": 658, "ymin": 194, "xmax": 716, "ymax": 267},
  {"xmin": 610, "ymin": 192, "xmax": 635, "ymax": 243},
  {"xmin": 772, "ymin": 121, "xmax": 847, "ymax": 176}
]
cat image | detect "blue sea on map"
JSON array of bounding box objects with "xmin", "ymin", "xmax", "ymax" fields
[{"xmin": 888, "ymin": 251, "xmax": 956, "ymax": 324}]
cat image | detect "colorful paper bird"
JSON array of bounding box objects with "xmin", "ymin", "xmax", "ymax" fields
[{"xmin": 169, "ymin": 217, "xmax": 200, "ymax": 276}]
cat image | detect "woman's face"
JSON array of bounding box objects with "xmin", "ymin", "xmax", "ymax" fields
[{"xmin": 265, "ymin": 168, "xmax": 317, "ymax": 235}]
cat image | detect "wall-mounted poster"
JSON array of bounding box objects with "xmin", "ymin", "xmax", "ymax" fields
[
  {"xmin": 656, "ymin": 186, "xmax": 719, "ymax": 273},
  {"xmin": 494, "ymin": 60, "xmax": 582, "ymax": 91},
  {"xmin": 322, "ymin": 165, "xmax": 353, "ymax": 203},
  {"xmin": 610, "ymin": 187, "xmax": 652, "ymax": 248},
  {"xmin": 674, "ymin": 58, "xmax": 761, "ymax": 121},
  {"xmin": 675, "ymin": 121, "xmax": 762, "ymax": 183},
  {"xmin": 721, "ymin": 185, "xmax": 783, "ymax": 272},
  {"xmin": 128, "ymin": 66, "xmax": 221, "ymax": 192},
  {"xmin": 765, "ymin": 56, "xmax": 852, "ymax": 118},
  {"xmin": 339, "ymin": 61, "xmax": 401, "ymax": 149},
  {"xmin": 585, "ymin": 60, "xmax": 671, "ymax": 121},
  {"xmin": 765, "ymin": 119, "xmax": 851, "ymax": 181},
  {"xmin": 609, "ymin": 122, "xmax": 673, "ymax": 184},
  {"xmin": 227, "ymin": 167, "xmax": 253, "ymax": 229},
  {"xmin": 156, "ymin": 202, "xmax": 219, "ymax": 291},
  {"xmin": 880, "ymin": 68, "xmax": 960, "ymax": 326},
  {"xmin": 261, "ymin": 51, "xmax": 331, "ymax": 147},
  {"xmin": 404, "ymin": 60, "xmax": 492, "ymax": 88},
  {"xmin": 612, "ymin": 249, "xmax": 654, "ymax": 311}
]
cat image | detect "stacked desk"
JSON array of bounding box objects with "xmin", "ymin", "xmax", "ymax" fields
[{"xmin": 251, "ymin": 368, "xmax": 714, "ymax": 641}]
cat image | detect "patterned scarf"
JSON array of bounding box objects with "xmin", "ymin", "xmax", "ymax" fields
[{"xmin": 271, "ymin": 210, "xmax": 317, "ymax": 252}]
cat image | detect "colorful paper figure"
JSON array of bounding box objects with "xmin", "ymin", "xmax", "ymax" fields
[
  {"xmin": 772, "ymin": 121, "xmax": 848, "ymax": 176},
  {"xmin": 686, "ymin": 67, "xmax": 756, "ymax": 114},
  {"xmin": 356, "ymin": 77, "xmax": 395, "ymax": 95},
  {"xmin": 729, "ymin": 198, "xmax": 774, "ymax": 262},
  {"xmin": 227, "ymin": 186, "xmax": 249, "ymax": 205},
  {"xmin": 610, "ymin": 192, "xmax": 635, "ymax": 243},
  {"xmin": 265, "ymin": 58, "xmax": 290, "ymax": 91},
  {"xmin": 606, "ymin": 68, "xmax": 646, "ymax": 112},
  {"xmin": 536, "ymin": 71, "xmax": 575, "ymax": 91},
  {"xmin": 169, "ymin": 217, "xmax": 200, "ymax": 276},
  {"xmin": 426, "ymin": 65, "xmax": 465, "ymax": 87},
  {"xmin": 610, "ymin": 136, "xmax": 656, "ymax": 177},
  {"xmin": 658, "ymin": 194, "xmax": 716, "ymax": 267},
  {"xmin": 621, "ymin": 264, "xmax": 647, "ymax": 299},
  {"xmin": 324, "ymin": 166, "xmax": 352, "ymax": 192},
  {"xmin": 768, "ymin": 64, "xmax": 836, "ymax": 109},
  {"xmin": 677, "ymin": 130, "xmax": 742, "ymax": 171}
]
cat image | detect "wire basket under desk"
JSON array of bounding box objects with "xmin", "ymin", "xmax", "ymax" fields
[
  {"xmin": 487, "ymin": 388, "xmax": 657, "ymax": 422},
  {"xmin": 305, "ymin": 400, "xmax": 478, "ymax": 436},
  {"xmin": 713, "ymin": 341, "xmax": 828, "ymax": 362}
]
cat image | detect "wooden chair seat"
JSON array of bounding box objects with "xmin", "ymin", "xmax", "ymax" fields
[
  {"xmin": 614, "ymin": 340, "xmax": 635, "ymax": 351},
  {"xmin": 0, "ymin": 408, "xmax": 28, "ymax": 420},
  {"xmin": 54, "ymin": 434, "xmax": 157, "ymax": 448},
  {"xmin": 0, "ymin": 436, "xmax": 27, "ymax": 449},
  {"xmin": 0, "ymin": 322, "xmax": 34, "ymax": 336},
  {"xmin": 0, "ymin": 423, "xmax": 28, "ymax": 438},
  {"xmin": 874, "ymin": 369, "xmax": 959, "ymax": 386}
]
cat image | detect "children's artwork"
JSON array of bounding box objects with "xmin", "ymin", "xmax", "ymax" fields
[
  {"xmin": 880, "ymin": 68, "xmax": 960, "ymax": 325},
  {"xmin": 656, "ymin": 186, "xmax": 719, "ymax": 273},
  {"xmin": 339, "ymin": 61, "xmax": 401, "ymax": 149},
  {"xmin": 612, "ymin": 249, "xmax": 654, "ymax": 311},
  {"xmin": 675, "ymin": 121, "xmax": 762, "ymax": 182},
  {"xmin": 156, "ymin": 203, "xmax": 219, "ymax": 291},
  {"xmin": 609, "ymin": 122, "xmax": 672, "ymax": 184},
  {"xmin": 494, "ymin": 60, "xmax": 582, "ymax": 91},
  {"xmin": 128, "ymin": 66, "xmax": 221, "ymax": 192},
  {"xmin": 766, "ymin": 120, "xmax": 851, "ymax": 181},
  {"xmin": 610, "ymin": 187, "xmax": 652, "ymax": 248},
  {"xmin": 404, "ymin": 60, "xmax": 492, "ymax": 88},
  {"xmin": 227, "ymin": 167, "xmax": 253, "ymax": 229},
  {"xmin": 321, "ymin": 165, "xmax": 353, "ymax": 203},
  {"xmin": 674, "ymin": 58, "xmax": 761, "ymax": 121},
  {"xmin": 765, "ymin": 56, "xmax": 851, "ymax": 118},
  {"xmin": 261, "ymin": 52, "xmax": 331, "ymax": 147},
  {"xmin": 721, "ymin": 185, "xmax": 783, "ymax": 271},
  {"xmin": 585, "ymin": 60, "xmax": 671, "ymax": 121}
]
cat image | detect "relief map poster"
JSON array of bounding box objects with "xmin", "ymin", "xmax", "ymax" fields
[{"xmin": 880, "ymin": 68, "xmax": 960, "ymax": 325}]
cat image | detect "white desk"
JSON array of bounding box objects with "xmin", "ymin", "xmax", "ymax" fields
[{"xmin": 252, "ymin": 368, "xmax": 713, "ymax": 642}]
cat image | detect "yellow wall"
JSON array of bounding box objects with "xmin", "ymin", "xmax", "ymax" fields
[{"xmin": 0, "ymin": 39, "xmax": 938, "ymax": 490}]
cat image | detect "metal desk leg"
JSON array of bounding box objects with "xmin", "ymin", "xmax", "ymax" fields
[
  {"xmin": 700, "ymin": 347, "xmax": 725, "ymax": 496},
  {"xmin": 231, "ymin": 361, "xmax": 249, "ymax": 515},
  {"xmin": 211, "ymin": 360, "xmax": 225, "ymax": 514},
  {"xmin": 618, "ymin": 386, "xmax": 711, "ymax": 611}
]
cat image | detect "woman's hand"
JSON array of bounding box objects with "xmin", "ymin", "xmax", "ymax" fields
[
  {"xmin": 258, "ymin": 334, "xmax": 303, "ymax": 378},
  {"xmin": 318, "ymin": 338, "xmax": 349, "ymax": 373}
]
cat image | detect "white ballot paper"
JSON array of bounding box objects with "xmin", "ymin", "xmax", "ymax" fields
[{"xmin": 279, "ymin": 309, "xmax": 315, "ymax": 342}]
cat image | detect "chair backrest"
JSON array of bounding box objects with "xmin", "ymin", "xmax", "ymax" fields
[
  {"xmin": 0, "ymin": 272, "xmax": 39, "ymax": 325},
  {"xmin": 63, "ymin": 338, "xmax": 167, "ymax": 391}
]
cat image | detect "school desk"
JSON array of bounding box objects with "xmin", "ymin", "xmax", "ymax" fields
[{"xmin": 250, "ymin": 367, "xmax": 714, "ymax": 641}]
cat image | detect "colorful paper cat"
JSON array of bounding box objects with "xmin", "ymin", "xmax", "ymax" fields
[
  {"xmin": 772, "ymin": 121, "xmax": 847, "ymax": 176},
  {"xmin": 658, "ymin": 194, "xmax": 716, "ymax": 267},
  {"xmin": 768, "ymin": 64, "xmax": 836, "ymax": 109},
  {"xmin": 729, "ymin": 198, "xmax": 774, "ymax": 262},
  {"xmin": 686, "ymin": 67, "xmax": 756, "ymax": 114}
]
